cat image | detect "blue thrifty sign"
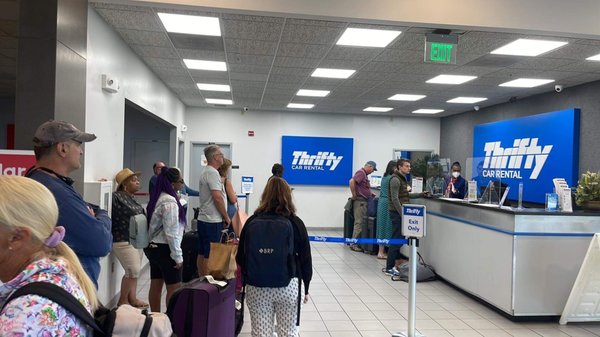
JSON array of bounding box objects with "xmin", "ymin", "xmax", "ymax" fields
[{"xmin": 308, "ymin": 236, "xmax": 408, "ymax": 245}]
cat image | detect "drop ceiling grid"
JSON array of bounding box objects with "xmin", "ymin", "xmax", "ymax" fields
[{"xmin": 88, "ymin": 2, "xmax": 600, "ymax": 116}]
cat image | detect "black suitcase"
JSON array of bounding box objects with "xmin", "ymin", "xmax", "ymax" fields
[
  {"xmin": 361, "ymin": 216, "xmax": 377, "ymax": 255},
  {"xmin": 344, "ymin": 209, "xmax": 354, "ymax": 239},
  {"xmin": 181, "ymin": 231, "xmax": 199, "ymax": 282}
]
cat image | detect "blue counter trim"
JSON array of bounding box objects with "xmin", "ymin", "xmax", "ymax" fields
[{"xmin": 428, "ymin": 211, "xmax": 594, "ymax": 237}]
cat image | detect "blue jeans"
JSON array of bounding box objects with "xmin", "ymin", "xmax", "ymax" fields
[{"xmin": 386, "ymin": 211, "xmax": 405, "ymax": 270}]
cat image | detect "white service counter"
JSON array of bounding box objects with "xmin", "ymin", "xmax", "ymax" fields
[{"xmin": 415, "ymin": 198, "xmax": 600, "ymax": 317}]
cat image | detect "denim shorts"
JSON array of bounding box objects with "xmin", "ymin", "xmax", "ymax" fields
[{"xmin": 197, "ymin": 221, "xmax": 226, "ymax": 258}]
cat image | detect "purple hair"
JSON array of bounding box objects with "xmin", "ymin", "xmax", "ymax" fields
[{"xmin": 146, "ymin": 167, "xmax": 186, "ymax": 224}]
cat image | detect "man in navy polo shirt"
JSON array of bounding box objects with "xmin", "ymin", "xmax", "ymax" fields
[
  {"xmin": 26, "ymin": 120, "xmax": 112, "ymax": 288},
  {"xmin": 348, "ymin": 160, "xmax": 377, "ymax": 252}
]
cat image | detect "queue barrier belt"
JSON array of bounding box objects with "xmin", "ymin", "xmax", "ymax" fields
[{"xmin": 308, "ymin": 236, "xmax": 408, "ymax": 245}]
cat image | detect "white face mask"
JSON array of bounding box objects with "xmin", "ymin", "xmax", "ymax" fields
[{"xmin": 452, "ymin": 171, "xmax": 460, "ymax": 178}]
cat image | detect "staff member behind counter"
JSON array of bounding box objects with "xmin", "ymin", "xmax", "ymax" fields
[{"xmin": 444, "ymin": 161, "xmax": 467, "ymax": 199}]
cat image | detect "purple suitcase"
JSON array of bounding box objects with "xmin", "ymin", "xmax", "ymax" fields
[{"xmin": 167, "ymin": 278, "xmax": 235, "ymax": 337}]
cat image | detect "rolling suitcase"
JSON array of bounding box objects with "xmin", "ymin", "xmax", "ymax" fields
[
  {"xmin": 181, "ymin": 231, "xmax": 199, "ymax": 282},
  {"xmin": 167, "ymin": 278, "xmax": 235, "ymax": 337},
  {"xmin": 343, "ymin": 209, "xmax": 354, "ymax": 239},
  {"xmin": 361, "ymin": 216, "xmax": 377, "ymax": 255}
]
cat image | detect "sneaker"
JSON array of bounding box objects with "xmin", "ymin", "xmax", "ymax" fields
[{"xmin": 384, "ymin": 267, "xmax": 401, "ymax": 276}]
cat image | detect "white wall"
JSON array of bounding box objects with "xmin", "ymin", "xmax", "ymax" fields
[
  {"xmin": 84, "ymin": 7, "xmax": 185, "ymax": 182},
  {"xmin": 184, "ymin": 107, "xmax": 440, "ymax": 228},
  {"xmin": 84, "ymin": 7, "xmax": 186, "ymax": 305}
]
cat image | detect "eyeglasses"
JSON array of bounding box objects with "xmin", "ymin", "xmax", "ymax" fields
[{"xmin": 177, "ymin": 179, "xmax": 184, "ymax": 184}]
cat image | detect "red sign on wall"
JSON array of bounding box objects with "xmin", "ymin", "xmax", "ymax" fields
[{"xmin": 0, "ymin": 150, "xmax": 36, "ymax": 176}]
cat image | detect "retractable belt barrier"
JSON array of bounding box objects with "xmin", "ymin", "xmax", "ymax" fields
[{"xmin": 308, "ymin": 236, "xmax": 408, "ymax": 245}]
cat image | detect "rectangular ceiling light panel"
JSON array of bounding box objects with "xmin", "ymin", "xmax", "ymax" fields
[
  {"xmin": 499, "ymin": 78, "xmax": 554, "ymax": 88},
  {"xmin": 364, "ymin": 107, "xmax": 393, "ymax": 112},
  {"xmin": 412, "ymin": 109, "xmax": 444, "ymax": 114},
  {"xmin": 336, "ymin": 28, "xmax": 402, "ymax": 48},
  {"xmin": 586, "ymin": 53, "xmax": 600, "ymax": 61},
  {"xmin": 205, "ymin": 98, "xmax": 233, "ymax": 105},
  {"xmin": 297, "ymin": 89, "xmax": 330, "ymax": 97},
  {"xmin": 311, "ymin": 68, "xmax": 356, "ymax": 79},
  {"xmin": 158, "ymin": 13, "xmax": 221, "ymax": 36},
  {"xmin": 388, "ymin": 94, "xmax": 426, "ymax": 101},
  {"xmin": 197, "ymin": 83, "xmax": 230, "ymax": 92},
  {"xmin": 447, "ymin": 97, "xmax": 487, "ymax": 104},
  {"xmin": 184, "ymin": 59, "xmax": 227, "ymax": 71},
  {"xmin": 287, "ymin": 103, "xmax": 314, "ymax": 109},
  {"xmin": 426, "ymin": 74, "xmax": 477, "ymax": 85},
  {"xmin": 491, "ymin": 38, "xmax": 567, "ymax": 56}
]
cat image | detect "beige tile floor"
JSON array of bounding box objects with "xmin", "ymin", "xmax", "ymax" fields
[{"xmin": 136, "ymin": 230, "xmax": 600, "ymax": 337}]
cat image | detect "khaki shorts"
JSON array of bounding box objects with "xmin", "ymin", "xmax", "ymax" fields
[{"xmin": 112, "ymin": 241, "xmax": 143, "ymax": 278}]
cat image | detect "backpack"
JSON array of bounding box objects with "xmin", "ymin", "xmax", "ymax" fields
[
  {"xmin": 2, "ymin": 282, "xmax": 174, "ymax": 337},
  {"xmin": 242, "ymin": 215, "xmax": 295, "ymax": 287},
  {"xmin": 391, "ymin": 253, "xmax": 437, "ymax": 282},
  {"xmin": 129, "ymin": 213, "xmax": 149, "ymax": 249}
]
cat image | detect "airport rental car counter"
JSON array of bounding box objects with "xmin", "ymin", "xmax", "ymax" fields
[{"xmin": 414, "ymin": 197, "xmax": 600, "ymax": 318}]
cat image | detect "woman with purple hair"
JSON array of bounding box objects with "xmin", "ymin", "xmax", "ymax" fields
[{"xmin": 144, "ymin": 167, "xmax": 186, "ymax": 312}]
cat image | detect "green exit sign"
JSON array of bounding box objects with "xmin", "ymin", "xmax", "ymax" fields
[{"xmin": 425, "ymin": 33, "xmax": 458, "ymax": 64}]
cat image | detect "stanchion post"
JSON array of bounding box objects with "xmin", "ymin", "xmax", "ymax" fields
[
  {"xmin": 245, "ymin": 193, "xmax": 250, "ymax": 214},
  {"xmin": 393, "ymin": 204, "xmax": 426, "ymax": 337}
]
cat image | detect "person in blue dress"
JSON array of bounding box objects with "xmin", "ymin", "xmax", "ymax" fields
[{"xmin": 376, "ymin": 160, "xmax": 396, "ymax": 259}]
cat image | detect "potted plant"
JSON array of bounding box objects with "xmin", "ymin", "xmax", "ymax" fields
[{"xmin": 575, "ymin": 171, "xmax": 600, "ymax": 210}]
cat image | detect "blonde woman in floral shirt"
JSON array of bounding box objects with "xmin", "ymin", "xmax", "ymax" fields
[{"xmin": 0, "ymin": 176, "xmax": 98, "ymax": 336}]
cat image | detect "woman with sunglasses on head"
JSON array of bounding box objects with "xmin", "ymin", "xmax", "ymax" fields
[{"xmin": 144, "ymin": 167, "xmax": 186, "ymax": 312}]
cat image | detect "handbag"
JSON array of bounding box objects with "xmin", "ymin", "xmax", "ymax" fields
[
  {"xmin": 231, "ymin": 206, "xmax": 248, "ymax": 237},
  {"xmin": 207, "ymin": 231, "xmax": 238, "ymax": 280}
]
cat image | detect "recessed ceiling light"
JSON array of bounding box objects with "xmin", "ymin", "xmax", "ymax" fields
[
  {"xmin": 447, "ymin": 97, "xmax": 488, "ymax": 104},
  {"xmin": 205, "ymin": 98, "xmax": 233, "ymax": 105},
  {"xmin": 491, "ymin": 38, "xmax": 567, "ymax": 57},
  {"xmin": 311, "ymin": 68, "xmax": 355, "ymax": 79},
  {"xmin": 297, "ymin": 89, "xmax": 330, "ymax": 97},
  {"xmin": 184, "ymin": 59, "xmax": 227, "ymax": 71},
  {"xmin": 412, "ymin": 109, "xmax": 444, "ymax": 114},
  {"xmin": 363, "ymin": 107, "xmax": 393, "ymax": 112},
  {"xmin": 388, "ymin": 94, "xmax": 426, "ymax": 101},
  {"xmin": 499, "ymin": 78, "xmax": 554, "ymax": 88},
  {"xmin": 157, "ymin": 13, "xmax": 221, "ymax": 36},
  {"xmin": 586, "ymin": 53, "xmax": 600, "ymax": 61},
  {"xmin": 197, "ymin": 83, "xmax": 230, "ymax": 92},
  {"xmin": 287, "ymin": 103, "xmax": 314, "ymax": 109},
  {"xmin": 426, "ymin": 75, "xmax": 477, "ymax": 85},
  {"xmin": 336, "ymin": 28, "xmax": 402, "ymax": 48}
]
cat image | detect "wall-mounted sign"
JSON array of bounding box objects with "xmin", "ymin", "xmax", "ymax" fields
[
  {"xmin": 281, "ymin": 136, "xmax": 353, "ymax": 186},
  {"xmin": 0, "ymin": 150, "xmax": 36, "ymax": 176},
  {"xmin": 472, "ymin": 108, "xmax": 580, "ymax": 203}
]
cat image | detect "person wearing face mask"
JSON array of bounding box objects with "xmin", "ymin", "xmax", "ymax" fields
[{"xmin": 444, "ymin": 162, "xmax": 467, "ymax": 199}]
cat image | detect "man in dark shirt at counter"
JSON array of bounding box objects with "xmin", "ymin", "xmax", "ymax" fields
[
  {"xmin": 385, "ymin": 158, "xmax": 427, "ymax": 276},
  {"xmin": 348, "ymin": 160, "xmax": 377, "ymax": 252},
  {"xmin": 26, "ymin": 120, "xmax": 112, "ymax": 288}
]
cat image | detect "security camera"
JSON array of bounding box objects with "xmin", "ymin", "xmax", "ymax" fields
[
  {"xmin": 555, "ymin": 84, "xmax": 563, "ymax": 93},
  {"xmin": 243, "ymin": 107, "xmax": 249, "ymax": 112},
  {"xmin": 474, "ymin": 105, "xmax": 480, "ymax": 111}
]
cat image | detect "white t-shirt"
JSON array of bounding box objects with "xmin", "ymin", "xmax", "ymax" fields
[{"xmin": 198, "ymin": 166, "xmax": 226, "ymax": 223}]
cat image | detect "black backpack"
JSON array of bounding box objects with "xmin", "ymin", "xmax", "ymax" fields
[{"xmin": 242, "ymin": 214, "xmax": 296, "ymax": 287}]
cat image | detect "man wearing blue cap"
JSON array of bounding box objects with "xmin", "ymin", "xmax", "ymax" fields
[{"xmin": 348, "ymin": 160, "xmax": 377, "ymax": 252}]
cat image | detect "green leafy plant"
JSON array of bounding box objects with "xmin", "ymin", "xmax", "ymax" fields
[{"xmin": 575, "ymin": 171, "xmax": 600, "ymax": 205}]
